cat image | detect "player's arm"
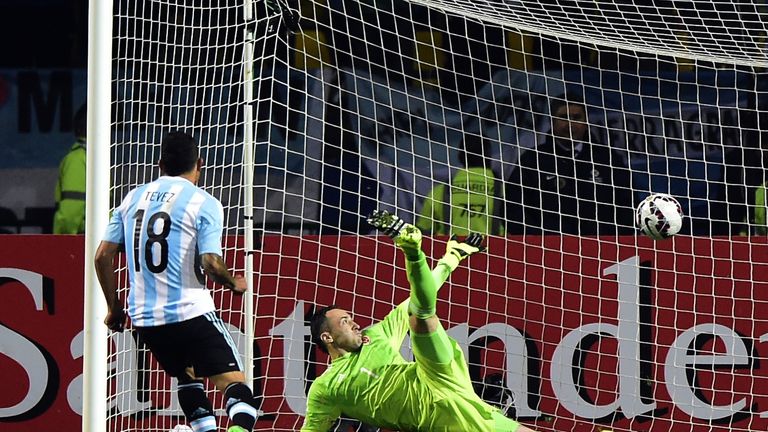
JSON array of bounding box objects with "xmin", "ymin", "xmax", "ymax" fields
[
  {"xmin": 197, "ymin": 198, "xmax": 245, "ymax": 293},
  {"xmin": 367, "ymin": 300, "xmax": 411, "ymax": 349},
  {"xmin": 201, "ymin": 253, "xmax": 246, "ymax": 293},
  {"xmin": 300, "ymin": 384, "xmax": 341, "ymax": 432},
  {"xmin": 94, "ymin": 240, "xmax": 127, "ymax": 332},
  {"xmin": 367, "ymin": 210, "xmax": 485, "ymax": 336},
  {"xmin": 95, "ymin": 200, "xmax": 131, "ymax": 332}
]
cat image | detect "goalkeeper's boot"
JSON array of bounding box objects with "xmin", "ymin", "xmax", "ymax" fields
[
  {"xmin": 367, "ymin": 210, "xmax": 422, "ymax": 256},
  {"xmin": 442, "ymin": 233, "xmax": 486, "ymax": 271},
  {"xmin": 227, "ymin": 426, "xmax": 249, "ymax": 432}
]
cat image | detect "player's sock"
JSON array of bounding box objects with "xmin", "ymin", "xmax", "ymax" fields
[
  {"xmin": 224, "ymin": 382, "xmax": 259, "ymax": 431},
  {"xmin": 406, "ymin": 251, "xmax": 437, "ymax": 319},
  {"xmin": 431, "ymin": 257, "xmax": 454, "ymax": 289},
  {"xmin": 432, "ymin": 233, "xmax": 486, "ymax": 288},
  {"xmin": 177, "ymin": 380, "xmax": 216, "ymax": 432},
  {"xmin": 411, "ymin": 324, "xmax": 453, "ymax": 364}
]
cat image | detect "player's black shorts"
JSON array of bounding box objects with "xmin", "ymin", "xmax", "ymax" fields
[{"xmin": 134, "ymin": 311, "xmax": 243, "ymax": 378}]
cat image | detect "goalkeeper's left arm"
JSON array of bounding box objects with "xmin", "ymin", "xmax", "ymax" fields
[{"xmin": 367, "ymin": 210, "xmax": 486, "ymax": 333}]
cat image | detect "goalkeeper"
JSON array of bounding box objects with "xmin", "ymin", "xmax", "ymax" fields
[{"xmin": 301, "ymin": 210, "xmax": 538, "ymax": 432}]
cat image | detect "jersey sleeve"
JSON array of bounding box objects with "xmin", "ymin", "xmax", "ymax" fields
[
  {"xmin": 364, "ymin": 300, "xmax": 410, "ymax": 351},
  {"xmin": 300, "ymin": 382, "xmax": 341, "ymax": 432},
  {"xmin": 196, "ymin": 196, "xmax": 224, "ymax": 255},
  {"xmin": 102, "ymin": 190, "xmax": 135, "ymax": 244}
]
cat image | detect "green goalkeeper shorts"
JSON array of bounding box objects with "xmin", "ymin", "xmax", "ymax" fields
[{"xmin": 411, "ymin": 325, "xmax": 520, "ymax": 432}]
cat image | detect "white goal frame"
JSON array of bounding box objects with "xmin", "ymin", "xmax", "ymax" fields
[
  {"xmin": 82, "ymin": 0, "xmax": 114, "ymax": 430},
  {"xmin": 83, "ymin": 0, "xmax": 768, "ymax": 431},
  {"xmin": 82, "ymin": 1, "xmax": 259, "ymax": 430}
]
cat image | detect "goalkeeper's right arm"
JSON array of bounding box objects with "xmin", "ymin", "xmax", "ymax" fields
[{"xmin": 432, "ymin": 233, "xmax": 485, "ymax": 289}]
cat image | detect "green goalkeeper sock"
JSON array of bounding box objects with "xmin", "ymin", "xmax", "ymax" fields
[
  {"xmin": 406, "ymin": 253, "xmax": 437, "ymax": 319},
  {"xmin": 431, "ymin": 256, "xmax": 455, "ymax": 289},
  {"xmin": 411, "ymin": 325, "xmax": 453, "ymax": 364}
]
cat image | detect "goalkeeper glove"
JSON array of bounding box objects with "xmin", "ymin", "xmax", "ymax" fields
[{"xmin": 441, "ymin": 233, "xmax": 486, "ymax": 270}]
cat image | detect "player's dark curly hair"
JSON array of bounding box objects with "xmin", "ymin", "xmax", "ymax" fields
[
  {"xmin": 310, "ymin": 305, "xmax": 339, "ymax": 354},
  {"xmin": 161, "ymin": 131, "xmax": 199, "ymax": 176}
]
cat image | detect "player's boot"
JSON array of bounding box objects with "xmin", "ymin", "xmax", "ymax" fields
[
  {"xmin": 227, "ymin": 426, "xmax": 248, "ymax": 432},
  {"xmin": 367, "ymin": 210, "xmax": 422, "ymax": 256},
  {"xmin": 445, "ymin": 233, "xmax": 485, "ymax": 261}
]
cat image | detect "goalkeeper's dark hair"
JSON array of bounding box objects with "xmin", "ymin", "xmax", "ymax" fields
[
  {"xmin": 161, "ymin": 131, "xmax": 199, "ymax": 176},
  {"xmin": 310, "ymin": 304, "xmax": 339, "ymax": 354}
]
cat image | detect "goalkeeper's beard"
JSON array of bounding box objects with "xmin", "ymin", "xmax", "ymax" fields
[{"xmin": 334, "ymin": 332, "xmax": 364, "ymax": 353}]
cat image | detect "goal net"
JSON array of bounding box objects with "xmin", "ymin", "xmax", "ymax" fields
[{"xmin": 102, "ymin": 0, "xmax": 768, "ymax": 431}]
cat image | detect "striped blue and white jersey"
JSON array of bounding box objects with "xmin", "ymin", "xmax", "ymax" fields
[{"xmin": 103, "ymin": 176, "xmax": 224, "ymax": 327}]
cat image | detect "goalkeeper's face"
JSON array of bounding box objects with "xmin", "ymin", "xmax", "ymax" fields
[{"xmin": 323, "ymin": 308, "xmax": 364, "ymax": 354}]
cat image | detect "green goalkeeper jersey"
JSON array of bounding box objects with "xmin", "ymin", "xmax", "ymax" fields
[{"xmin": 300, "ymin": 301, "xmax": 504, "ymax": 431}]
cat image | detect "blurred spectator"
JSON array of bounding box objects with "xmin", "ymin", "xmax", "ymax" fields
[
  {"xmin": 734, "ymin": 101, "xmax": 767, "ymax": 236},
  {"xmin": 743, "ymin": 181, "xmax": 768, "ymax": 235},
  {"xmin": 416, "ymin": 134, "xmax": 505, "ymax": 236},
  {"xmin": 740, "ymin": 135, "xmax": 768, "ymax": 236},
  {"xmin": 506, "ymin": 94, "xmax": 634, "ymax": 235},
  {"xmin": 53, "ymin": 104, "xmax": 87, "ymax": 234}
]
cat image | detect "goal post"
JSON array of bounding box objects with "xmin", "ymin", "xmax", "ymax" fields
[
  {"xmin": 83, "ymin": 0, "xmax": 114, "ymax": 431},
  {"xmin": 91, "ymin": 0, "xmax": 768, "ymax": 431}
]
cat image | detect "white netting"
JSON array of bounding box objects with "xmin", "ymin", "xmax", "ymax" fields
[
  {"xmin": 108, "ymin": 1, "xmax": 251, "ymax": 431},
  {"xmin": 411, "ymin": 0, "xmax": 768, "ymax": 67},
  {"xmin": 103, "ymin": 0, "xmax": 768, "ymax": 431}
]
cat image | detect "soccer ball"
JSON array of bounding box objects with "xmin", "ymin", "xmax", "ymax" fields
[{"xmin": 635, "ymin": 193, "xmax": 683, "ymax": 240}]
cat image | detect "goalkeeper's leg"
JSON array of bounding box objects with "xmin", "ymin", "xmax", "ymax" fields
[
  {"xmin": 367, "ymin": 211, "xmax": 487, "ymax": 364},
  {"xmin": 431, "ymin": 233, "xmax": 485, "ymax": 287},
  {"xmin": 367, "ymin": 210, "xmax": 437, "ymax": 320},
  {"xmin": 367, "ymin": 211, "xmax": 486, "ymax": 319},
  {"xmin": 409, "ymin": 232, "xmax": 487, "ymax": 364}
]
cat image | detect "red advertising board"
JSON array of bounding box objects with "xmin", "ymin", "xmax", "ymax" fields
[
  {"xmin": 0, "ymin": 235, "xmax": 86, "ymax": 432},
  {"xmin": 2, "ymin": 234, "xmax": 768, "ymax": 431}
]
